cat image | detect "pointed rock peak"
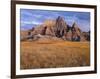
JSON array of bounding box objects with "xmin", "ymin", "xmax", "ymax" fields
[
  {"xmin": 72, "ymin": 22, "xmax": 81, "ymax": 33},
  {"xmin": 72, "ymin": 22, "xmax": 79, "ymax": 29},
  {"xmin": 58, "ymin": 16, "xmax": 63, "ymax": 19},
  {"xmin": 56, "ymin": 16, "xmax": 64, "ymax": 22},
  {"xmin": 72, "ymin": 22, "xmax": 76, "ymax": 26}
]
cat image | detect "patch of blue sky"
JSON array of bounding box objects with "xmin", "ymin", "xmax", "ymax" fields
[{"xmin": 20, "ymin": 9, "xmax": 90, "ymax": 32}]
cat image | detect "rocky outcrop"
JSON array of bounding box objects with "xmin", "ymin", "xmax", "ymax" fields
[
  {"xmin": 21, "ymin": 16, "xmax": 90, "ymax": 42},
  {"xmin": 44, "ymin": 16, "xmax": 67, "ymax": 38},
  {"xmin": 81, "ymin": 31, "xmax": 90, "ymax": 41},
  {"xmin": 44, "ymin": 19, "xmax": 56, "ymax": 36},
  {"xmin": 31, "ymin": 16, "xmax": 67, "ymax": 38},
  {"xmin": 54, "ymin": 16, "xmax": 67, "ymax": 38},
  {"xmin": 71, "ymin": 22, "xmax": 81, "ymax": 41}
]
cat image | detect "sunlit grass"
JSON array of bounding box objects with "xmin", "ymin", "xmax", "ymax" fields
[{"xmin": 20, "ymin": 41, "xmax": 90, "ymax": 69}]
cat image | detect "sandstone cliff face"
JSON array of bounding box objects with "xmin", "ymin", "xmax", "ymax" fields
[
  {"xmin": 44, "ymin": 19, "xmax": 56, "ymax": 36},
  {"xmin": 54, "ymin": 16, "xmax": 67, "ymax": 38},
  {"xmin": 31, "ymin": 16, "xmax": 67, "ymax": 38},
  {"xmin": 65, "ymin": 30, "xmax": 72, "ymax": 41},
  {"xmin": 31, "ymin": 25, "xmax": 45, "ymax": 35},
  {"xmin": 21, "ymin": 16, "xmax": 90, "ymax": 42},
  {"xmin": 43, "ymin": 16, "xmax": 67, "ymax": 38},
  {"xmin": 31, "ymin": 19, "xmax": 55, "ymax": 36},
  {"xmin": 81, "ymin": 31, "xmax": 90, "ymax": 41},
  {"xmin": 71, "ymin": 22, "xmax": 81, "ymax": 41}
]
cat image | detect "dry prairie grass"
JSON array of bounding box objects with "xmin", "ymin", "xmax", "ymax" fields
[{"xmin": 20, "ymin": 40, "xmax": 90, "ymax": 69}]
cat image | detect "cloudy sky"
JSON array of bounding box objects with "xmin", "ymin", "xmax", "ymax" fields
[{"xmin": 20, "ymin": 9, "xmax": 90, "ymax": 32}]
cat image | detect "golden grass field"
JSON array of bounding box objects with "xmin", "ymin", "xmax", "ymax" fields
[{"xmin": 20, "ymin": 40, "xmax": 90, "ymax": 69}]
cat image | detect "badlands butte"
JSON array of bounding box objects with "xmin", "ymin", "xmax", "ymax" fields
[
  {"xmin": 21, "ymin": 16, "xmax": 90, "ymax": 42},
  {"xmin": 20, "ymin": 16, "xmax": 90, "ymax": 69}
]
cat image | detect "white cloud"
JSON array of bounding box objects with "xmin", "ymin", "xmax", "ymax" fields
[
  {"xmin": 21, "ymin": 10, "xmax": 33, "ymax": 16},
  {"xmin": 32, "ymin": 21, "xmax": 42, "ymax": 25},
  {"xmin": 21, "ymin": 20, "xmax": 42, "ymax": 25}
]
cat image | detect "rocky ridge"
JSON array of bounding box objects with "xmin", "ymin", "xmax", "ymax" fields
[{"xmin": 21, "ymin": 16, "xmax": 90, "ymax": 42}]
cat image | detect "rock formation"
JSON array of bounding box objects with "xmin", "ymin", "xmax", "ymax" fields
[
  {"xmin": 71, "ymin": 22, "xmax": 81, "ymax": 41},
  {"xmin": 81, "ymin": 31, "xmax": 90, "ymax": 41},
  {"xmin": 21, "ymin": 16, "xmax": 90, "ymax": 42},
  {"xmin": 54, "ymin": 16, "xmax": 67, "ymax": 38},
  {"xmin": 31, "ymin": 16, "xmax": 67, "ymax": 38}
]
